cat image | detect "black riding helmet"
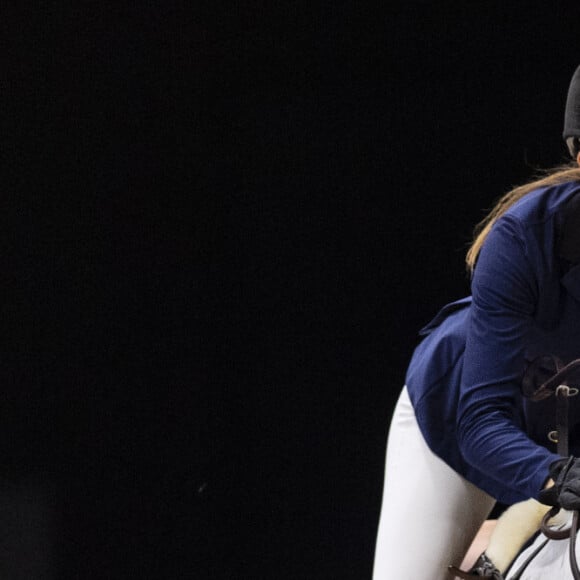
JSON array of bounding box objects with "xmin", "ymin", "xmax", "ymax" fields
[{"xmin": 564, "ymin": 65, "xmax": 580, "ymax": 158}]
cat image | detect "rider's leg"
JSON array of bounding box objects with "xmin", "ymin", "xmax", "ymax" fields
[{"xmin": 372, "ymin": 387, "xmax": 496, "ymax": 580}]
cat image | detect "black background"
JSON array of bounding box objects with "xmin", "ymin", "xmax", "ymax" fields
[{"xmin": 4, "ymin": 2, "xmax": 580, "ymax": 578}]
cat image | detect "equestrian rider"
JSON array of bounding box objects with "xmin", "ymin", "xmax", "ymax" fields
[{"xmin": 373, "ymin": 64, "xmax": 580, "ymax": 580}]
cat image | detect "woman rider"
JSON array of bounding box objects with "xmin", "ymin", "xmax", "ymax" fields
[{"xmin": 372, "ymin": 64, "xmax": 580, "ymax": 579}]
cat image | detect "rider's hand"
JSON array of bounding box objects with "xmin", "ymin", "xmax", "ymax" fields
[{"xmin": 539, "ymin": 456, "xmax": 580, "ymax": 510}]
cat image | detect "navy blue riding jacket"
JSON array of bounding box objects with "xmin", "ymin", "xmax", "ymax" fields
[{"xmin": 406, "ymin": 180, "xmax": 580, "ymax": 505}]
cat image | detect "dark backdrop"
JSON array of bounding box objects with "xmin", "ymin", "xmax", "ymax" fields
[{"xmin": 4, "ymin": 2, "xmax": 580, "ymax": 579}]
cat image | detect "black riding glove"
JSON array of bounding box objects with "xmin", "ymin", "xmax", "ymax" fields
[{"xmin": 538, "ymin": 456, "xmax": 580, "ymax": 510}]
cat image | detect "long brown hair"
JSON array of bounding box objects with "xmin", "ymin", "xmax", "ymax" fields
[{"xmin": 466, "ymin": 162, "xmax": 580, "ymax": 272}]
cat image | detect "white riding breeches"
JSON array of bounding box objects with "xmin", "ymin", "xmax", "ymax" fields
[{"xmin": 372, "ymin": 387, "xmax": 496, "ymax": 580}]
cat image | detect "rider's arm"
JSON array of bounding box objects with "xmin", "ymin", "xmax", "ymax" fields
[{"xmin": 456, "ymin": 214, "xmax": 560, "ymax": 501}]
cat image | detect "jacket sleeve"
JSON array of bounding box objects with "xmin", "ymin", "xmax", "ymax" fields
[{"xmin": 457, "ymin": 215, "xmax": 559, "ymax": 501}]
